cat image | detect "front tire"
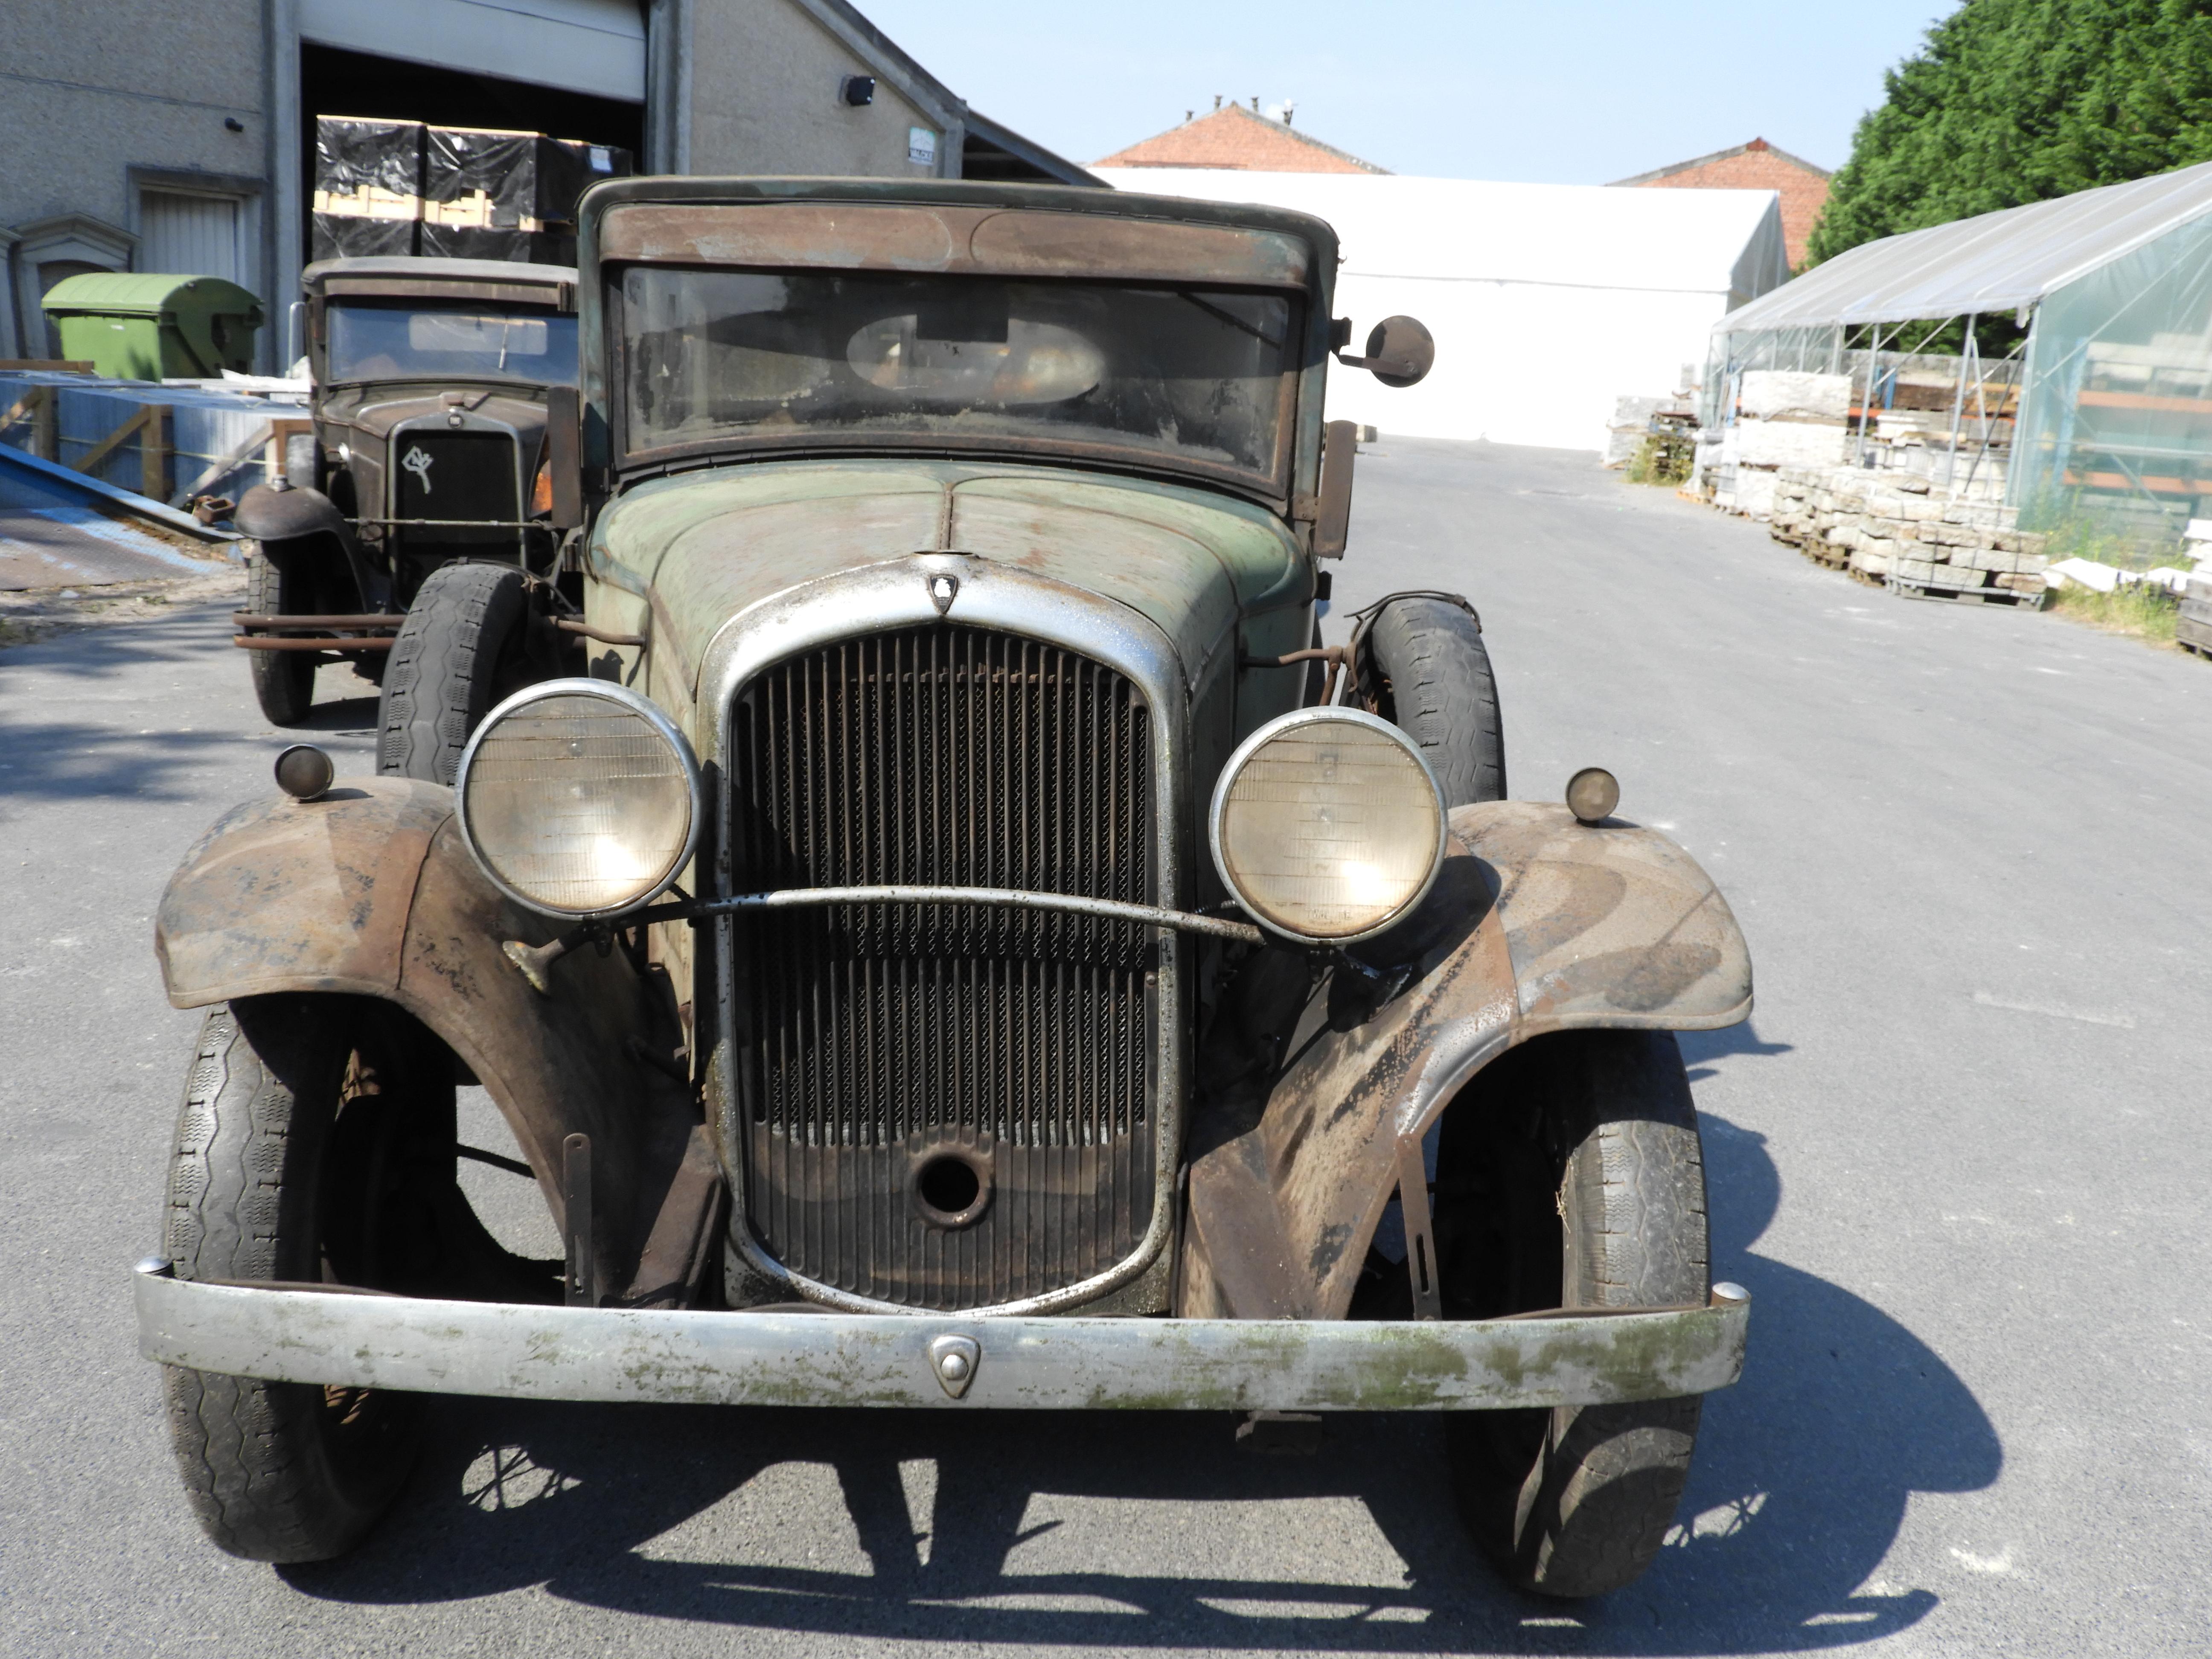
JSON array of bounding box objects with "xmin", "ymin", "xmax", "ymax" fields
[
  {"xmin": 244, "ymin": 547, "xmax": 317, "ymax": 727},
  {"xmin": 376, "ymin": 562, "xmax": 536, "ymax": 783},
  {"xmin": 160, "ymin": 998, "xmax": 454, "ymax": 1561},
  {"xmin": 1363, "ymin": 595, "xmax": 1507, "ymax": 805},
  {"xmin": 1438, "ymin": 1030, "xmax": 1709, "ymax": 1597}
]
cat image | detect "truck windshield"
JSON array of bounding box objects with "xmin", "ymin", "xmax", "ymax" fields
[
  {"xmin": 619, "ymin": 268, "xmax": 1297, "ymax": 483},
  {"xmin": 326, "ymin": 300, "xmax": 578, "ymax": 385}
]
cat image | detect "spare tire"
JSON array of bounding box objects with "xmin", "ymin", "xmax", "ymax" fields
[
  {"xmin": 376, "ymin": 562, "xmax": 536, "ymax": 783},
  {"xmin": 1362, "ymin": 595, "xmax": 1507, "ymax": 805}
]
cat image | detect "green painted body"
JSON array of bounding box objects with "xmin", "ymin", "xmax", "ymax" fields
[{"xmin": 583, "ymin": 456, "xmax": 1321, "ymax": 791}]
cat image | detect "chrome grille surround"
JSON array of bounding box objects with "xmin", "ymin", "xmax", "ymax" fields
[{"xmin": 696, "ymin": 554, "xmax": 1190, "ymax": 1315}]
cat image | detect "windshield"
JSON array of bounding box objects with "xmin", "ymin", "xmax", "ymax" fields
[
  {"xmin": 618, "ymin": 268, "xmax": 1298, "ymax": 483},
  {"xmin": 326, "ymin": 300, "xmax": 577, "ymax": 385}
]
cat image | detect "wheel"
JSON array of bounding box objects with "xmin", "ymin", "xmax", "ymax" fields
[
  {"xmin": 376, "ymin": 562, "xmax": 539, "ymax": 783},
  {"xmin": 1436, "ymin": 1030, "xmax": 1708, "ymax": 1597},
  {"xmin": 245, "ymin": 545, "xmax": 317, "ymax": 727},
  {"xmin": 160, "ymin": 996, "xmax": 455, "ymax": 1561},
  {"xmin": 1362, "ymin": 595, "xmax": 1507, "ymax": 805}
]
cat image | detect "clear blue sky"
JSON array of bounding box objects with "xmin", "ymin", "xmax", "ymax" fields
[{"xmin": 859, "ymin": 0, "xmax": 1956, "ymax": 183}]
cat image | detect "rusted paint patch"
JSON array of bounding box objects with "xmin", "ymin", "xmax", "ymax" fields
[
  {"xmin": 155, "ymin": 780, "xmax": 453, "ymax": 1005},
  {"xmin": 599, "ymin": 201, "xmax": 1313, "ymax": 288},
  {"xmin": 1182, "ymin": 802, "xmax": 1752, "ymax": 1321}
]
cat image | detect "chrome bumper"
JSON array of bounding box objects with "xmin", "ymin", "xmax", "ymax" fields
[{"xmin": 133, "ymin": 1262, "xmax": 1748, "ymax": 1412}]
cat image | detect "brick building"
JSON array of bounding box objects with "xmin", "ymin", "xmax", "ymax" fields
[
  {"xmin": 1612, "ymin": 138, "xmax": 1830, "ymax": 269},
  {"xmin": 1095, "ymin": 100, "xmax": 1385, "ymax": 174}
]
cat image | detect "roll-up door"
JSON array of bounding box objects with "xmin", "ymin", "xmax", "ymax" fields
[
  {"xmin": 298, "ymin": 0, "xmax": 646, "ymax": 103},
  {"xmin": 138, "ymin": 191, "xmax": 247, "ymax": 286}
]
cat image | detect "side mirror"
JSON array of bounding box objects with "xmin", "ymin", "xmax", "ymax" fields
[
  {"xmin": 1334, "ymin": 315, "xmax": 1434, "ymax": 388},
  {"xmin": 544, "ymin": 385, "xmax": 584, "ymax": 530}
]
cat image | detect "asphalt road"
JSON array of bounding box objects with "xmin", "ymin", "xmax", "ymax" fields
[{"xmin": 3, "ymin": 438, "xmax": 2208, "ymax": 1657}]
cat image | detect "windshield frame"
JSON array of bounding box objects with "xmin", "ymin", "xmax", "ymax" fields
[
  {"xmin": 320, "ymin": 295, "xmax": 579, "ymax": 390},
  {"xmin": 602, "ymin": 262, "xmax": 1307, "ymax": 501}
]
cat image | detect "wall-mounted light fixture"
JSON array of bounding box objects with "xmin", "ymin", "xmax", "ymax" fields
[{"xmin": 841, "ymin": 75, "xmax": 876, "ymax": 107}]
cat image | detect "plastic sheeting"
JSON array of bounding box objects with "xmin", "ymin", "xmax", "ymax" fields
[
  {"xmin": 1719, "ymin": 158, "xmax": 2212, "ymax": 332},
  {"xmin": 2012, "ymin": 207, "xmax": 2212, "ymax": 533},
  {"xmin": 1095, "ymin": 169, "xmax": 1788, "ymax": 451}
]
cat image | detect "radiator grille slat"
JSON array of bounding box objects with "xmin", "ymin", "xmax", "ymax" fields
[{"xmin": 730, "ymin": 625, "xmax": 1155, "ymax": 1308}]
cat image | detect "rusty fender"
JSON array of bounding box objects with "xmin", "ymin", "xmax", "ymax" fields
[
  {"xmin": 1181, "ymin": 800, "xmax": 1752, "ymax": 1321},
  {"xmin": 154, "ymin": 779, "xmax": 713, "ymax": 1304}
]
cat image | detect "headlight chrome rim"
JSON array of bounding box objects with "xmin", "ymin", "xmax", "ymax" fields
[
  {"xmin": 454, "ymin": 678, "xmax": 704, "ymax": 921},
  {"xmin": 1208, "ymin": 707, "xmax": 1449, "ymax": 946}
]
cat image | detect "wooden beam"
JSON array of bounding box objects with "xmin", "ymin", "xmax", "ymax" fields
[
  {"xmin": 171, "ymin": 420, "xmax": 273, "ymax": 505},
  {"xmin": 0, "ymin": 384, "xmax": 47, "ymax": 435},
  {"xmin": 140, "ymin": 402, "xmax": 169, "ymax": 501},
  {"xmin": 71, "ymin": 404, "xmax": 153, "ymax": 478}
]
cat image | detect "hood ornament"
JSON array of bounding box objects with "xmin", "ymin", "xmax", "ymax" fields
[{"xmin": 927, "ymin": 573, "xmax": 959, "ymax": 615}]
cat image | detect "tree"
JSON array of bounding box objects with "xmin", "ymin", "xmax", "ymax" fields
[{"xmin": 1807, "ymin": 0, "xmax": 2212, "ymax": 265}]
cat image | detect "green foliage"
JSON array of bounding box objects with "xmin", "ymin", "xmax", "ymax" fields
[
  {"xmin": 2047, "ymin": 578, "xmax": 2181, "ymax": 643},
  {"xmin": 1627, "ymin": 431, "xmax": 1694, "ymax": 486},
  {"xmin": 1808, "ymin": 0, "xmax": 2212, "ymax": 265}
]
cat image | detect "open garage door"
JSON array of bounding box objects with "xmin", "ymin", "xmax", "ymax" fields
[{"xmin": 299, "ymin": 0, "xmax": 645, "ymax": 103}]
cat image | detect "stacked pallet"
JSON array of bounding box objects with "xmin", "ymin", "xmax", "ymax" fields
[
  {"xmin": 2181, "ymin": 568, "xmax": 2212, "ymax": 658},
  {"xmin": 1768, "ymin": 466, "xmax": 2051, "ymax": 604}
]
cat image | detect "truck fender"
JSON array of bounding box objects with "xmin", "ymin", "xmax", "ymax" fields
[
  {"xmin": 234, "ymin": 482, "xmax": 376, "ymax": 610},
  {"xmin": 154, "ymin": 779, "xmax": 710, "ymax": 1304},
  {"xmin": 1180, "ymin": 800, "xmax": 1752, "ymax": 1320}
]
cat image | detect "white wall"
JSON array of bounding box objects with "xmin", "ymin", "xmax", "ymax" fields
[{"xmin": 1096, "ymin": 168, "xmax": 1788, "ymax": 453}]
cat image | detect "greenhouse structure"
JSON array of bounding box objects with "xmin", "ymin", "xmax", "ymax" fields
[{"xmin": 1708, "ymin": 157, "xmax": 2212, "ymax": 541}]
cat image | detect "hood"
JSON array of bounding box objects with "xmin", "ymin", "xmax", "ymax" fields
[
  {"xmin": 589, "ymin": 460, "xmax": 1304, "ymax": 698},
  {"xmin": 323, "ymin": 384, "xmax": 553, "ymax": 443}
]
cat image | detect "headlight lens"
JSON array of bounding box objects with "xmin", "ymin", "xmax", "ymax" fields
[
  {"xmin": 1210, "ymin": 710, "xmax": 1447, "ymax": 942},
  {"xmin": 455, "ymin": 680, "xmax": 701, "ymax": 918}
]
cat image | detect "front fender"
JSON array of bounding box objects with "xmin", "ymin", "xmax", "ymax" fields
[
  {"xmin": 234, "ymin": 483, "xmax": 375, "ymax": 609},
  {"xmin": 1181, "ymin": 801, "xmax": 1751, "ymax": 1320},
  {"xmin": 154, "ymin": 780, "xmax": 709, "ymax": 1302}
]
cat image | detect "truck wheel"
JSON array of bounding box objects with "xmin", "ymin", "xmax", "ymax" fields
[
  {"xmin": 1436, "ymin": 1030, "xmax": 1708, "ymax": 1597},
  {"xmin": 1362, "ymin": 596, "xmax": 1506, "ymax": 804},
  {"xmin": 245, "ymin": 546, "xmax": 317, "ymax": 727},
  {"xmin": 377, "ymin": 562, "xmax": 534, "ymax": 783},
  {"xmin": 160, "ymin": 996, "xmax": 453, "ymax": 1562}
]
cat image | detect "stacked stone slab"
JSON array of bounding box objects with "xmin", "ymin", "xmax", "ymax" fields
[
  {"xmin": 1768, "ymin": 466, "xmax": 2050, "ymax": 601},
  {"xmin": 2181, "ymin": 568, "xmax": 2212, "ymax": 658}
]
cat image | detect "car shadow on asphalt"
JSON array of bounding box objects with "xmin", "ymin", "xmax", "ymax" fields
[{"xmin": 279, "ymin": 1113, "xmax": 2000, "ymax": 1654}]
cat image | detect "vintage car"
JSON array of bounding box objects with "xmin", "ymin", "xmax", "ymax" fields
[
  {"xmin": 229, "ymin": 255, "xmax": 582, "ymax": 727},
  {"xmin": 141, "ymin": 178, "xmax": 1754, "ymax": 1595}
]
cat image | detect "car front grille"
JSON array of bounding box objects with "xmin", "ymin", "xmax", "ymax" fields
[
  {"xmin": 726, "ymin": 623, "xmax": 1157, "ymax": 1309},
  {"xmin": 390, "ymin": 431, "xmax": 515, "ymax": 542}
]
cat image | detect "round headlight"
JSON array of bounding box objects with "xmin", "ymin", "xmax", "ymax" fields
[
  {"xmin": 454, "ymin": 680, "xmax": 702, "ymax": 919},
  {"xmin": 1210, "ymin": 709, "xmax": 1447, "ymax": 943}
]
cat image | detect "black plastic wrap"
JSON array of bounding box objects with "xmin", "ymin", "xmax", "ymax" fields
[
  {"xmin": 425, "ymin": 126, "xmax": 632, "ymax": 233},
  {"xmin": 311, "ymin": 213, "xmax": 419, "ymax": 262}
]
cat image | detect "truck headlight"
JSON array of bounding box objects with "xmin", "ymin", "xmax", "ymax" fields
[
  {"xmin": 454, "ymin": 680, "xmax": 702, "ymax": 919},
  {"xmin": 1209, "ymin": 709, "xmax": 1447, "ymax": 943}
]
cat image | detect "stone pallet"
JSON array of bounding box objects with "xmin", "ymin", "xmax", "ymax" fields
[
  {"xmin": 2181, "ymin": 576, "xmax": 2212, "ymax": 658},
  {"xmin": 1768, "ymin": 465, "xmax": 2049, "ymax": 602}
]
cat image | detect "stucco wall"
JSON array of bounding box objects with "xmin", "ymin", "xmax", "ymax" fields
[
  {"xmin": 0, "ymin": 0, "xmax": 269, "ymax": 357},
  {"xmin": 685, "ymin": 0, "xmax": 955, "ymax": 178}
]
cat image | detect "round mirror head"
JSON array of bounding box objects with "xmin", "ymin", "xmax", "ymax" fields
[{"xmin": 1365, "ymin": 315, "xmax": 1435, "ymax": 388}]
